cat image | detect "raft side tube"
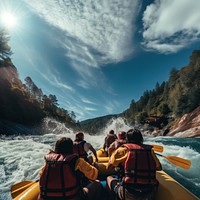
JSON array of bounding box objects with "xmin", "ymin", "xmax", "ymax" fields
[{"xmin": 156, "ymin": 171, "xmax": 199, "ymax": 200}]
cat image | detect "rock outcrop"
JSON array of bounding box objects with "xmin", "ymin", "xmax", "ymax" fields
[{"xmin": 167, "ymin": 106, "xmax": 200, "ymax": 137}]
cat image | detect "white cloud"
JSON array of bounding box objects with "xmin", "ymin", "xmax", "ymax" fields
[
  {"xmin": 81, "ymin": 98, "xmax": 97, "ymax": 105},
  {"xmin": 62, "ymin": 39, "xmax": 99, "ymax": 68},
  {"xmin": 104, "ymin": 99, "xmax": 120, "ymax": 114},
  {"xmin": 54, "ymin": 76, "xmax": 74, "ymax": 91},
  {"xmin": 71, "ymin": 60, "xmax": 115, "ymax": 94},
  {"xmin": 31, "ymin": 55, "xmax": 74, "ymax": 92},
  {"xmin": 24, "ymin": 0, "xmax": 140, "ymax": 66},
  {"xmin": 76, "ymin": 80, "xmax": 91, "ymax": 89},
  {"xmin": 142, "ymin": 0, "xmax": 200, "ymax": 53},
  {"xmin": 84, "ymin": 107, "xmax": 97, "ymax": 111},
  {"xmin": 105, "ymin": 105, "xmax": 114, "ymax": 114}
]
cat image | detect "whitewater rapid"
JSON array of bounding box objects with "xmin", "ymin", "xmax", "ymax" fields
[{"xmin": 0, "ymin": 118, "xmax": 200, "ymax": 199}]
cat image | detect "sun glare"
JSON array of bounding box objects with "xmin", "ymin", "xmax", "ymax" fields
[{"xmin": 1, "ymin": 12, "xmax": 17, "ymax": 29}]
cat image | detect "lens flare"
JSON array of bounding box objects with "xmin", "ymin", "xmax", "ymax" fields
[{"xmin": 1, "ymin": 12, "xmax": 17, "ymax": 29}]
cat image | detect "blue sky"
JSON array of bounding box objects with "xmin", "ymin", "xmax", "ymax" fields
[{"xmin": 1, "ymin": 0, "xmax": 200, "ymax": 121}]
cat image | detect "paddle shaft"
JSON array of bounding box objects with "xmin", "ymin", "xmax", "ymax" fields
[
  {"xmin": 152, "ymin": 145, "xmax": 163, "ymax": 153},
  {"xmin": 156, "ymin": 153, "xmax": 191, "ymax": 169}
]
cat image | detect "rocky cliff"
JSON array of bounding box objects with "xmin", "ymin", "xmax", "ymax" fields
[{"xmin": 167, "ymin": 106, "xmax": 200, "ymax": 137}]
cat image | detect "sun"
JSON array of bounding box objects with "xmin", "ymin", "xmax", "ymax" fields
[{"xmin": 1, "ymin": 12, "xmax": 17, "ymax": 29}]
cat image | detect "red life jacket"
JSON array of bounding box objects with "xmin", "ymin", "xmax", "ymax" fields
[
  {"xmin": 73, "ymin": 140, "xmax": 88, "ymax": 160},
  {"xmin": 115, "ymin": 139, "xmax": 126, "ymax": 149},
  {"xmin": 123, "ymin": 144, "xmax": 158, "ymax": 186},
  {"xmin": 105, "ymin": 134, "xmax": 117, "ymax": 148},
  {"xmin": 39, "ymin": 153, "xmax": 81, "ymax": 199}
]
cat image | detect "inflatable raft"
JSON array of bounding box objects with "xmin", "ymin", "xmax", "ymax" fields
[{"xmin": 11, "ymin": 148, "xmax": 199, "ymax": 200}]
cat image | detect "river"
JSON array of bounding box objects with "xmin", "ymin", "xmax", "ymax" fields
[{"xmin": 0, "ymin": 118, "xmax": 199, "ymax": 199}]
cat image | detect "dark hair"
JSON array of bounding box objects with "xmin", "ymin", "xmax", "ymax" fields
[
  {"xmin": 74, "ymin": 131, "xmax": 84, "ymax": 142},
  {"xmin": 126, "ymin": 128, "xmax": 143, "ymax": 144},
  {"xmin": 54, "ymin": 137, "xmax": 73, "ymax": 154},
  {"xmin": 109, "ymin": 130, "xmax": 114, "ymax": 134}
]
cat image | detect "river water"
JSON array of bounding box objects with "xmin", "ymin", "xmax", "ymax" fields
[{"xmin": 0, "ymin": 118, "xmax": 199, "ymax": 199}]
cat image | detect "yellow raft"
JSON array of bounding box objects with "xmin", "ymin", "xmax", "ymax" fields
[{"xmin": 11, "ymin": 148, "xmax": 199, "ymax": 200}]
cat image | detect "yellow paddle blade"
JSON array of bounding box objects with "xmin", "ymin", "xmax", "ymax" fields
[
  {"xmin": 152, "ymin": 145, "xmax": 163, "ymax": 153},
  {"xmin": 164, "ymin": 155, "xmax": 191, "ymax": 170},
  {"xmin": 11, "ymin": 181, "xmax": 35, "ymax": 198}
]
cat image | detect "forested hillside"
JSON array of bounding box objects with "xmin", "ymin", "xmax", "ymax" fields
[
  {"xmin": 123, "ymin": 50, "xmax": 200, "ymax": 126},
  {"xmin": 80, "ymin": 114, "xmax": 119, "ymax": 134},
  {"xmin": 0, "ymin": 28, "xmax": 79, "ymax": 133}
]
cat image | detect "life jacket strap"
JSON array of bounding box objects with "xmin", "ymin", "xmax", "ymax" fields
[
  {"xmin": 40, "ymin": 183, "xmax": 80, "ymax": 199},
  {"xmin": 40, "ymin": 183, "xmax": 79, "ymax": 192}
]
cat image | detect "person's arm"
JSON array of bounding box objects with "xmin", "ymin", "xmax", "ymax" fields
[
  {"xmin": 151, "ymin": 150, "xmax": 162, "ymax": 170},
  {"xmin": 103, "ymin": 137, "xmax": 107, "ymax": 150},
  {"xmin": 88, "ymin": 145, "xmax": 98, "ymax": 162},
  {"xmin": 107, "ymin": 147, "xmax": 128, "ymax": 170},
  {"xmin": 75, "ymin": 158, "xmax": 98, "ymax": 181},
  {"xmin": 108, "ymin": 142, "xmax": 115, "ymax": 157}
]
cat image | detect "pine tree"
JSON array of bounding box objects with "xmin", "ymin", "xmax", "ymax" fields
[{"xmin": 0, "ymin": 28, "xmax": 12, "ymax": 61}]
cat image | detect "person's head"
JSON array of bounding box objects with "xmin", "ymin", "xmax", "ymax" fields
[
  {"xmin": 126, "ymin": 128, "xmax": 143, "ymax": 144},
  {"xmin": 109, "ymin": 130, "xmax": 114, "ymax": 134},
  {"xmin": 118, "ymin": 131, "xmax": 126, "ymax": 139},
  {"xmin": 75, "ymin": 131, "xmax": 84, "ymax": 141},
  {"xmin": 54, "ymin": 137, "xmax": 73, "ymax": 154}
]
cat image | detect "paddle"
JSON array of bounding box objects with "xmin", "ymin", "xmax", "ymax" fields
[
  {"xmin": 156, "ymin": 153, "xmax": 191, "ymax": 170},
  {"xmin": 152, "ymin": 145, "xmax": 163, "ymax": 153},
  {"xmin": 11, "ymin": 180, "xmax": 38, "ymax": 199}
]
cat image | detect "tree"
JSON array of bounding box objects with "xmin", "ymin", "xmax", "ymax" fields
[
  {"xmin": 169, "ymin": 67, "xmax": 179, "ymax": 85},
  {"xmin": 70, "ymin": 111, "xmax": 76, "ymax": 121},
  {"xmin": 129, "ymin": 99, "xmax": 137, "ymax": 115},
  {"xmin": 155, "ymin": 82, "xmax": 160, "ymax": 93},
  {"xmin": 158, "ymin": 103, "xmax": 170, "ymax": 115},
  {"xmin": 0, "ymin": 28, "xmax": 12, "ymax": 61},
  {"xmin": 136, "ymin": 111, "xmax": 148, "ymax": 124},
  {"xmin": 188, "ymin": 88, "xmax": 200, "ymax": 110},
  {"xmin": 49, "ymin": 94, "xmax": 58, "ymax": 106},
  {"xmin": 176, "ymin": 95, "xmax": 189, "ymax": 116}
]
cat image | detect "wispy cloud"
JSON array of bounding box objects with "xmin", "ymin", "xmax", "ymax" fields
[
  {"xmin": 84, "ymin": 107, "xmax": 97, "ymax": 111},
  {"xmin": 81, "ymin": 97, "xmax": 97, "ymax": 105},
  {"xmin": 104, "ymin": 99, "xmax": 120, "ymax": 114},
  {"xmin": 24, "ymin": 0, "xmax": 140, "ymax": 66},
  {"xmin": 71, "ymin": 61, "xmax": 112, "ymax": 91},
  {"xmin": 76, "ymin": 80, "xmax": 91, "ymax": 89},
  {"xmin": 23, "ymin": 0, "xmax": 142, "ymax": 97},
  {"xmin": 29, "ymin": 53, "xmax": 74, "ymax": 92},
  {"xmin": 51, "ymin": 71, "xmax": 74, "ymax": 92},
  {"xmin": 105, "ymin": 105, "xmax": 114, "ymax": 114},
  {"xmin": 142, "ymin": 0, "xmax": 200, "ymax": 53}
]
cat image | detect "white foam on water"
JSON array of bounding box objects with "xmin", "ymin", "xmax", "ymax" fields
[
  {"xmin": 100, "ymin": 117, "xmax": 133, "ymax": 135},
  {"xmin": 145, "ymin": 137, "xmax": 200, "ymax": 190},
  {"xmin": 0, "ymin": 117, "xmax": 199, "ymax": 199}
]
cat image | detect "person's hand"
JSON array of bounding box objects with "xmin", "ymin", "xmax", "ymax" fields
[{"xmin": 106, "ymin": 162, "xmax": 112, "ymax": 170}]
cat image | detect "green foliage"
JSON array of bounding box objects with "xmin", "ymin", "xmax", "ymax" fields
[
  {"xmin": 158, "ymin": 103, "xmax": 170, "ymax": 115},
  {"xmin": 0, "ymin": 28, "xmax": 12, "ymax": 61},
  {"xmin": 176, "ymin": 88, "xmax": 200, "ymax": 116},
  {"xmin": 176, "ymin": 95, "xmax": 189, "ymax": 116},
  {"xmin": 0, "ymin": 31, "xmax": 78, "ymax": 130},
  {"xmin": 135, "ymin": 111, "xmax": 148, "ymax": 123},
  {"xmin": 125, "ymin": 49, "xmax": 200, "ymax": 124}
]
